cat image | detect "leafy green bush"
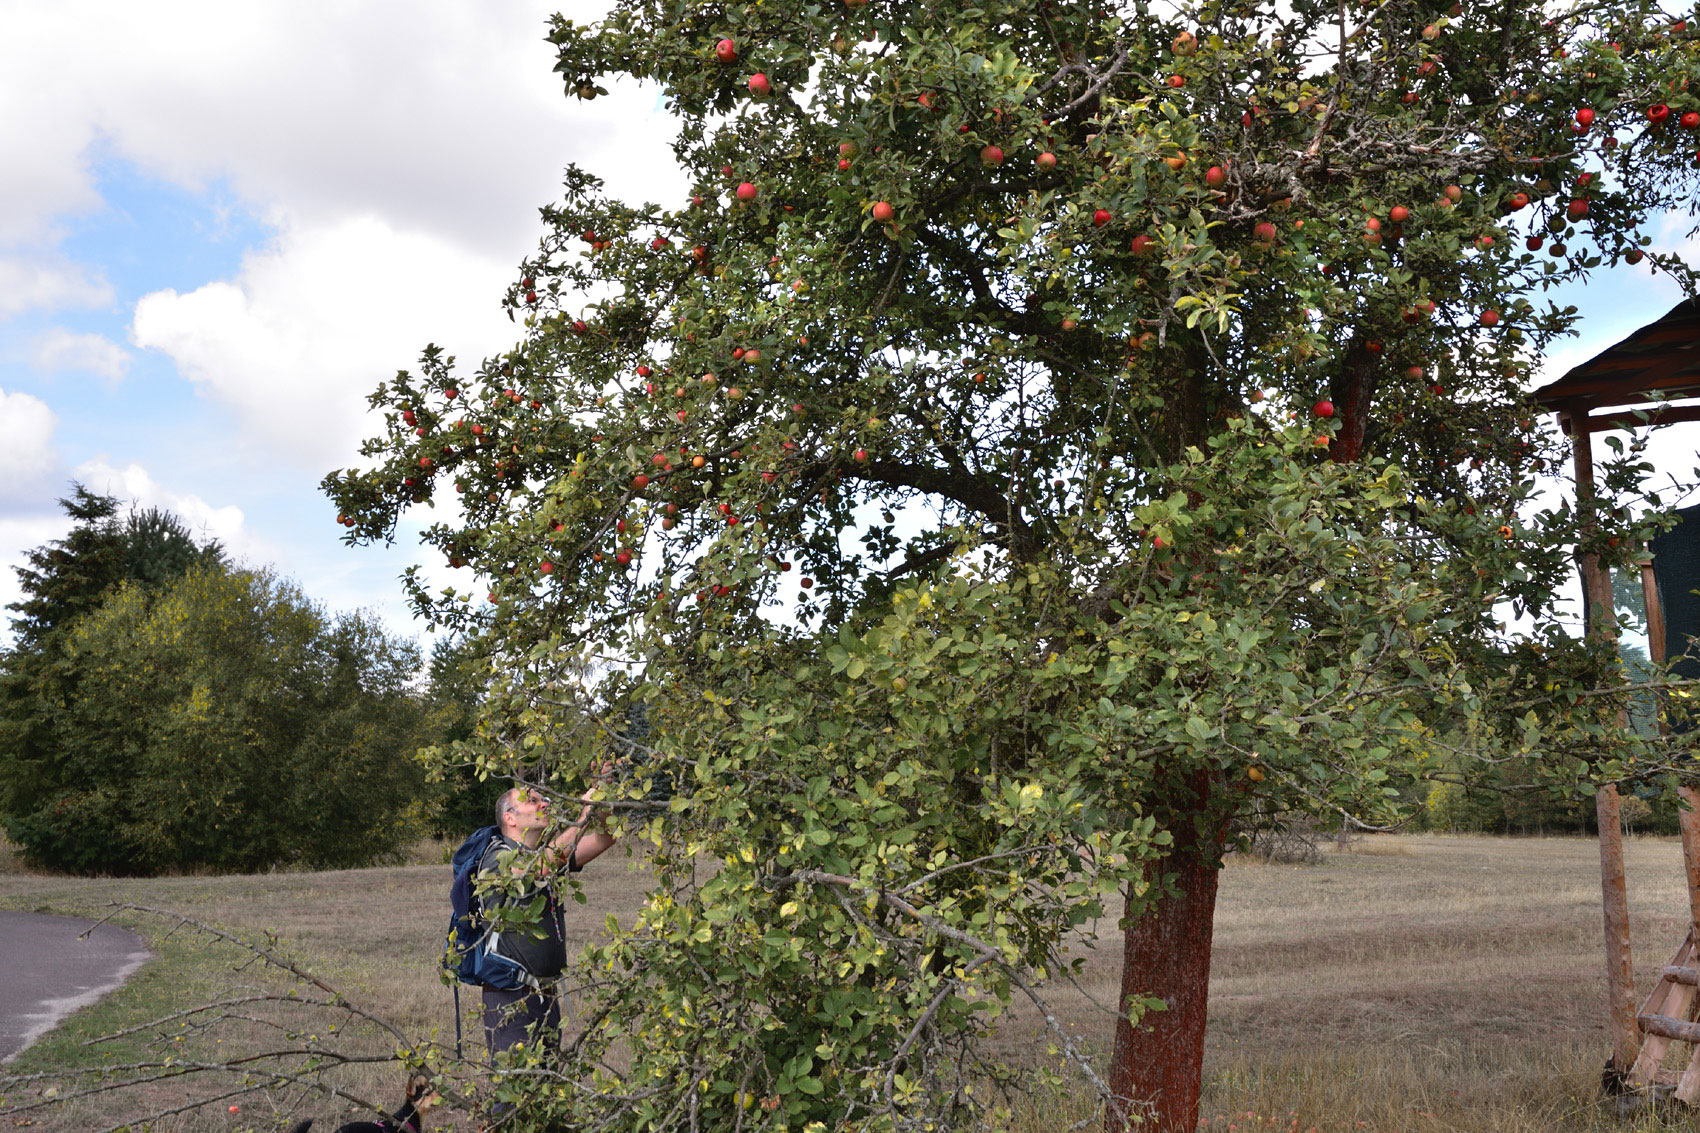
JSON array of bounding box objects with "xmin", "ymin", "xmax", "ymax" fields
[{"xmin": 0, "ymin": 566, "xmax": 431, "ymax": 875}]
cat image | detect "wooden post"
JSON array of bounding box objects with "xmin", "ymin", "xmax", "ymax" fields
[
  {"xmin": 1641, "ymin": 555, "xmax": 1700, "ymax": 945},
  {"xmin": 1642, "ymin": 558, "xmax": 1666, "ymax": 668},
  {"xmin": 1572, "ymin": 410, "xmax": 1640, "ymax": 1074}
]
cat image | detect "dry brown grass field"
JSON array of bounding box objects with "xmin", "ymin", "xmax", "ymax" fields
[{"xmin": 3, "ymin": 833, "xmax": 1698, "ymax": 1132}]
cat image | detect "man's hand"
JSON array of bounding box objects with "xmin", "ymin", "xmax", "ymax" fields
[{"xmin": 545, "ymin": 772, "xmax": 617, "ymax": 870}]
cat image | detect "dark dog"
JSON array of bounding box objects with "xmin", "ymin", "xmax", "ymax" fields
[{"xmin": 285, "ymin": 1072, "xmax": 441, "ymax": 1133}]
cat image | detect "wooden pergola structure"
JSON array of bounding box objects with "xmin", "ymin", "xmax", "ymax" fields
[{"xmin": 1533, "ymin": 297, "xmax": 1700, "ymax": 1099}]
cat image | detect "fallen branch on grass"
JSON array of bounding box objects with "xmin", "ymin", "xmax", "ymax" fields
[{"xmin": 0, "ymin": 903, "xmax": 475, "ymax": 1132}]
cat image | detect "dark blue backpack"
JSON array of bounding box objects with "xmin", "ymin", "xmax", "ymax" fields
[{"xmin": 445, "ymin": 826, "xmax": 532, "ymax": 993}]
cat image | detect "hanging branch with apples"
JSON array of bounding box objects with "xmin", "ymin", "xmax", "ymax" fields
[{"xmin": 325, "ymin": 1, "xmax": 1700, "ymax": 1130}]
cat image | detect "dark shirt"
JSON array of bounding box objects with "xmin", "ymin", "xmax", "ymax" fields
[{"xmin": 477, "ymin": 832, "xmax": 572, "ymax": 981}]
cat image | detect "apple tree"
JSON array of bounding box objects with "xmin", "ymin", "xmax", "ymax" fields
[{"xmin": 326, "ymin": 1, "xmax": 1700, "ymax": 1128}]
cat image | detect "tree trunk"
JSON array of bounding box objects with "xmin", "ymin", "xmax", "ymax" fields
[
  {"xmin": 1329, "ymin": 346, "xmax": 1381, "ymax": 465},
  {"xmin": 1107, "ymin": 810, "xmax": 1228, "ymax": 1133}
]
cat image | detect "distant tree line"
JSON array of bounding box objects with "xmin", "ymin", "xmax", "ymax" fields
[{"xmin": 0, "ymin": 487, "xmax": 501, "ymax": 875}]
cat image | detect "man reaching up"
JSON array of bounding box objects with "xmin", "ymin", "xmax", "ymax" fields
[{"xmin": 478, "ymin": 783, "xmax": 616, "ymax": 1059}]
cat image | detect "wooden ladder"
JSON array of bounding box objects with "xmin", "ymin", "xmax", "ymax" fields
[{"xmin": 1630, "ymin": 930, "xmax": 1700, "ymax": 1099}]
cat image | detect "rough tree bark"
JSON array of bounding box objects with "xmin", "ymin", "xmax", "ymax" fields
[
  {"xmin": 1108, "ymin": 775, "xmax": 1231, "ymax": 1133},
  {"xmin": 1328, "ymin": 345, "xmax": 1382, "ymax": 466}
]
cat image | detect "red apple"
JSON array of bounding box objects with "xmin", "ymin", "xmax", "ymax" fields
[
  {"xmin": 1167, "ymin": 75, "xmax": 1185, "ymax": 88},
  {"xmin": 1093, "ymin": 208, "xmax": 1112, "ymax": 226},
  {"xmin": 1625, "ymin": 249, "xmax": 1645, "ymax": 264},
  {"xmin": 1389, "ymin": 205, "xmax": 1410, "ymax": 223},
  {"xmin": 1445, "ymin": 184, "xmax": 1462, "ymax": 202},
  {"xmin": 633, "ymin": 474, "xmax": 650, "ymax": 488},
  {"xmin": 736, "ymin": 181, "xmax": 758, "ymax": 201},
  {"xmin": 1205, "ymin": 165, "xmax": 1227, "ymax": 188},
  {"xmin": 1507, "ymin": 192, "xmax": 1529, "ymax": 210},
  {"xmin": 540, "ymin": 560, "xmax": 554, "ymax": 574},
  {"xmin": 1649, "ymin": 104, "xmax": 1671, "ymax": 124},
  {"xmin": 1129, "ymin": 233, "xmax": 1156, "ymax": 255},
  {"xmin": 1567, "ymin": 198, "xmax": 1589, "ymax": 218},
  {"xmin": 1036, "ymin": 151, "xmax": 1058, "ymax": 170},
  {"xmin": 715, "ymin": 38, "xmax": 737, "ymax": 62},
  {"xmin": 872, "ymin": 200, "xmax": 894, "ymax": 222},
  {"xmin": 1575, "ymin": 107, "xmax": 1596, "ymax": 128},
  {"xmin": 747, "ymin": 73, "xmax": 770, "ymax": 96},
  {"xmin": 1479, "ymin": 309, "xmax": 1500, "ymax": 326},
  {"xmin": 838, "ymin": 158, "xmax": 851, "ymax": 171},
  {"xmin": 980, "ymin": 145, "xmax": 1004, "ymax": 166},
  {"xmin": 1684, "ymin": 111, "xmax": 1700, "ymax": 129},
  {"xmin": 444, "ymin": 388, "xmax": 458, "ymax": 400},
  {"xmin": 1253, "ymin": 221, "xmax": 1277, "ymax": 242},
  {"xmin": 1313, "ymin": 400, "xmax": 1335, "ymax": 418},
  {"xmin": 616, "ymin": 550, "xmax": 632, "ymax": 566},
  {"xmin": 854, "ymin": 448, "xmax": 868, "ymax": 461}
]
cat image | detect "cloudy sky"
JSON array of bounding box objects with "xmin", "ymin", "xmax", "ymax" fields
[
  {"xmin": 1, "ymin": 1, "xmax": 1694, "ymax": 651},
  {"xmin": 0, "ymin": 0, "xmax": 690, "ymax": 643}
]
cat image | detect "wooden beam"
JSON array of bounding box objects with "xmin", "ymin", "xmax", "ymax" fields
[
  {"xmin": 1644, "ymin": 557, "xmax": 1668, "ymax": 669},
  {"xmin": 1640, "ymin": 554, "xmax": 1700, "ymax": 948},
  {"xmin": 1573, "ymin": 412, "xmax": 1641, "ymax": 1073},
  {"xmin": 1640, "ymin": 1012, "xmax": 1700, "ymax": 1045},
  {"xmin": 1663, "ymin": 965, "xmax": 1700, "ymax": 986},
  {"xmin": 1631, "ymin": 933, "xmax": 1697, "ymax": 1087},
  {"xmin": 1578, "ymin": 405, "xmax": 1700, "ymax": 434}
]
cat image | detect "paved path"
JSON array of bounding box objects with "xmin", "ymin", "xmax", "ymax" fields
[{"xmin": 0, "ymin": 911, "xmax": 151, "ymax": 1063}]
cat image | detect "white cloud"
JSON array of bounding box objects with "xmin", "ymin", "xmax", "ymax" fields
[
  {"xmin": 0, "ymin": 389, "xmax": 59, "ymax": 498},
  {"xmin": 0, "ymin": 256, "xmax": 114, "ymax": 317},
  {"xmin": 132, "ymin": 215, "xmax": 524, "ymax": 471},
  {"xmin": 1, "ymin": 2, "xmax": 682, "ymax": 255},
  {"xmin": 71, "ymin": 459, "xmax": 250, "ymax": 558},
  {"xmin": 2, "ymin": 0, "xmax": 687, "ymax": 467},
  {"xmin": 0, "ymin": 514, "xmax": 74, "ymax": 633},
  {"xmin": 0, "ymin": 0, "xmax": 689, "ymax": 637},
  {"xmin": 32, "ymin": 328, "xmax": 131, "ymax": 380}
]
